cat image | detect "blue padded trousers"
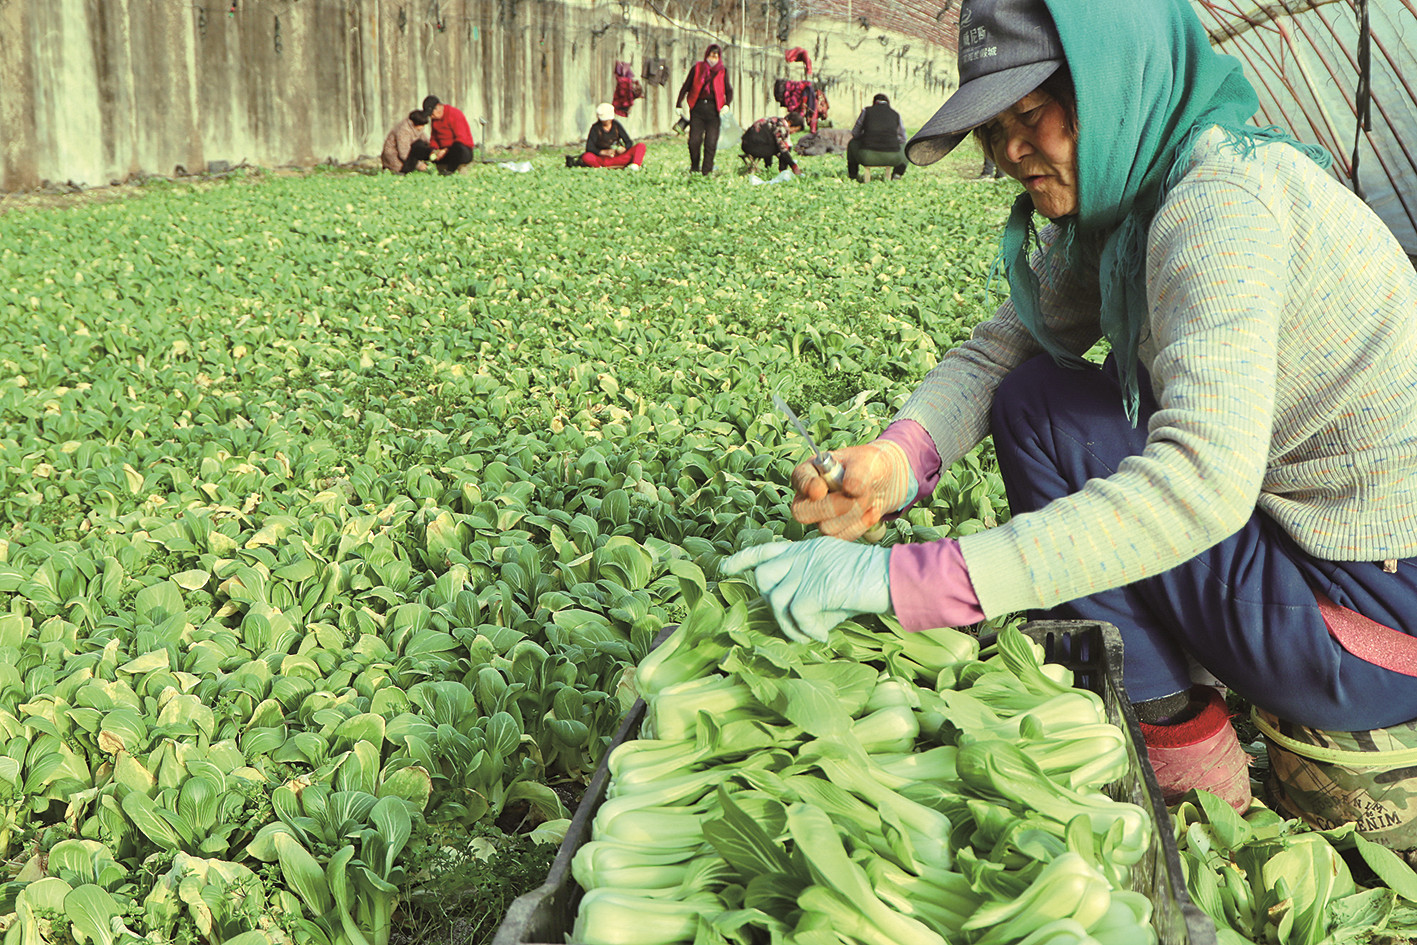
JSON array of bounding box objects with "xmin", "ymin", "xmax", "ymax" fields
[{"xmin": 989, "ymin": 354, "xmax": 1417, "ymax": 731}]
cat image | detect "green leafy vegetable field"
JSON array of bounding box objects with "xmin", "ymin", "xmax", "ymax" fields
[{"xmin": 0, "ymin": 139, "xmax": 1016, "ymax": 944}]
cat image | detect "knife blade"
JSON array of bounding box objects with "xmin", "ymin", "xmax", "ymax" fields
[{"xmin": 772, "ymin": 394, "xmax": 845, "ymax": 491}]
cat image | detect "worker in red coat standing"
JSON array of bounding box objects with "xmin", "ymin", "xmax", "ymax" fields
[
  {"xmin": 422, "ymin": 95, "xmax": 474, "ymax": 175},
  {"xmin": 675, "ymin": 44, "xmax": 733, "ymax": 175}
]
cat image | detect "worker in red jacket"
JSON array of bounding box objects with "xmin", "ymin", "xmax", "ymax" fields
[
  {"xmin": 675, "ymin": 44, "xmax": 733, "ymax": 175},
  {"xmin": 422, "ymin": 95, "xmax": 474, "ymax": 175}
]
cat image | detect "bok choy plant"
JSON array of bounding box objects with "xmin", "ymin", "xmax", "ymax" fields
[
  {"xmin": 1174, "ymin": 790, "xmax": 1417, "ymax": 945},
  {"xmin": 0, "ymin": 142, "xmax": 1028, "ymax": 943},
  {"xmin": 569, "ymin": 595, "xmax": 1157, "ymax": 945}
]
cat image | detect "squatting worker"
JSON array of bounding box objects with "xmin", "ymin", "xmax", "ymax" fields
[
  {"xmin": 422, "ymin": 95, "xmax": 475, "ymax": 175},
  {"xmin": 725, "ymin": 0, "xmax": 1417, "ymax": 813},
  {"xmin": 676, "ymin": 43, "xmax": 733, "ymax": 175},
  {"xmin": 740, "ymin": 112, "xmax": 805, "ymax": 175},
  {"xmin": 381, "ymin": 109, "xmax": 432, "ymax": 174},
  {"xmin": 847, "ymin": 93, "xmax": 908, "ymax": 181}
]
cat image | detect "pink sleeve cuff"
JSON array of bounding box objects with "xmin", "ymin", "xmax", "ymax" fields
[
  {"xmin": 888, "ymin": 538, "xmax": 985, "ymax": 632},
  {"xmin": 877, "ymin": 419, "xmax": 942, "ymax": 518}
]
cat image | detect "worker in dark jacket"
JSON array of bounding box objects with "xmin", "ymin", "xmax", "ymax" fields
[
  {"xmin": 741, "ymin": 112, "xmax": 806, "ymax": 174},
  {"xmin": 847, "ymin": 94, "xmax": 908, "ymax": 181},
  {"xmin": 422, "ymin": 95, "xmax": 475, "ymax": 175},
  {"xmin": 580, "ymin": 103, "xmax": 647, "ymax": 169}
]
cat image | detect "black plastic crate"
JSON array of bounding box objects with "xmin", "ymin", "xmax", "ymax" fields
[
  {"xmin": 493, "ymin": 619, "xmax": 1216, "ymax": 945},
  {"xmin": 1019, "ymin": 620, "xmax": 1217, "ymax": 945}
]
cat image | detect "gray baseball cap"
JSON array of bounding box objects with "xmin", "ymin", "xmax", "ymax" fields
[{"xmin": 906, "ymin": 0, "xmax": 1064, "ymax": 165}]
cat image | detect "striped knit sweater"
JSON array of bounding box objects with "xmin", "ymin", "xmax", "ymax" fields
[{"xmin": 896, "ymin": 127, "xmax": 1417, "ymax": 618}]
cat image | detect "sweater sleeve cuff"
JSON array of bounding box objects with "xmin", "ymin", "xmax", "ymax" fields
[
  {"xmin": 877, "ymin": 419, "xmax": 942, "ymax": 518},
  {"xmin": 888, "ymin": 540, "xmax": 985, "ymax": 632},
  {"xmin": 957, "ymin": 528, "xmax": 1044, "ymax": 617}
]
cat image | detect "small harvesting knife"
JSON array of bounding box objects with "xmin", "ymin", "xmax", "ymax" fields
[{"xmin": 772, "ymin": 394, "xmax": 845, "ymax": 492}]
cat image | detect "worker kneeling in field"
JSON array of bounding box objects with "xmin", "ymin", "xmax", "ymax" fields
[
  {"xmin": 740, "ymin": 112, "xmax": 805, "ymax": 175},
  {"xmin": 726, "ymin": 0, "xmax": 1417, "ymax": 816},
  {"xmin": 575, "ymin": 103, "xmax": 646, "ymax": 170}
]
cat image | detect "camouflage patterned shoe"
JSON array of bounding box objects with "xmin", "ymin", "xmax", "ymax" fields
[{"xmin": 1140, "ymin": 686, "xmax": 1252, "ymax": 812}]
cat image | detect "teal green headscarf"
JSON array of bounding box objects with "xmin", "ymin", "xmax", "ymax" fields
[{"xmin": 999, "ymin": 0, "xmax": 1332, "ymax": 424}]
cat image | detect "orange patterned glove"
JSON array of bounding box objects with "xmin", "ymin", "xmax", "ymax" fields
[{"xmin": 790, "ymin": 439, "xmax": 917, "ymax": 542}]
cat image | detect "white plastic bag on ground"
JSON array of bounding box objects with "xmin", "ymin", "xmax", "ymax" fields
[{"xmin": 749, "ymin": 169, "xmax": 796, "ymax": 185}]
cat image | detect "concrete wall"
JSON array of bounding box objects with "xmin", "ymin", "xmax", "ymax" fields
[{"xmin": 0, "ymin": 0, "xmax": 957, "ymax": 191}]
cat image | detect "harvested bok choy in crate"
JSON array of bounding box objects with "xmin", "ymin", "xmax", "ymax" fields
[{"xmin": 492, "ymin": 589, "xmax": 1216, "ymax": 945}]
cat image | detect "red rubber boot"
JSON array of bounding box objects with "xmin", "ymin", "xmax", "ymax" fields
[{"xmin": 1139, "ymin": 686, "xmax": 1252, "ymax": 812}]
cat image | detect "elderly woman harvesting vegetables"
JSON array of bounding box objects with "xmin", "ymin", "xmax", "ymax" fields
[{"xmin": 725, "ymin": 0, "xmax": 1417, "ymax": 814}]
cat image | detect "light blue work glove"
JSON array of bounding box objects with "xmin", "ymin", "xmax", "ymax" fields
[{"xmin": 720, "ymin": 538, "xmax": 891, "ymax": 643}]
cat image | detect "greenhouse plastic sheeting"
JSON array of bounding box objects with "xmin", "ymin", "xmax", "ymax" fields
[{"xmin": 1195, "ymin": 0, "xmax": 1417, "ymax": 256}]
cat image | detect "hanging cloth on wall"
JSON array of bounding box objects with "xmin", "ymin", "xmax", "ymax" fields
[
  {"xmin": 641, "ymin": 58, "xmax": 669, "ymax": 88},
  {"xmin": 781, "ymin": 48, "xmax": 824, "ymax": 132},
  {"xmin": 612, "ymin": 61, "xmax": 644, "ymax": 117},
  {"xmin": 780, "ymin": 81, "xmax": 826, "ymax": 133},
  {"xmin": 784, "ymin": 47, "xmax": 812, "ymax": 76},
  {"xmin": 781, "ymin": 82, "xmax": 815, "ymax": 122}
]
